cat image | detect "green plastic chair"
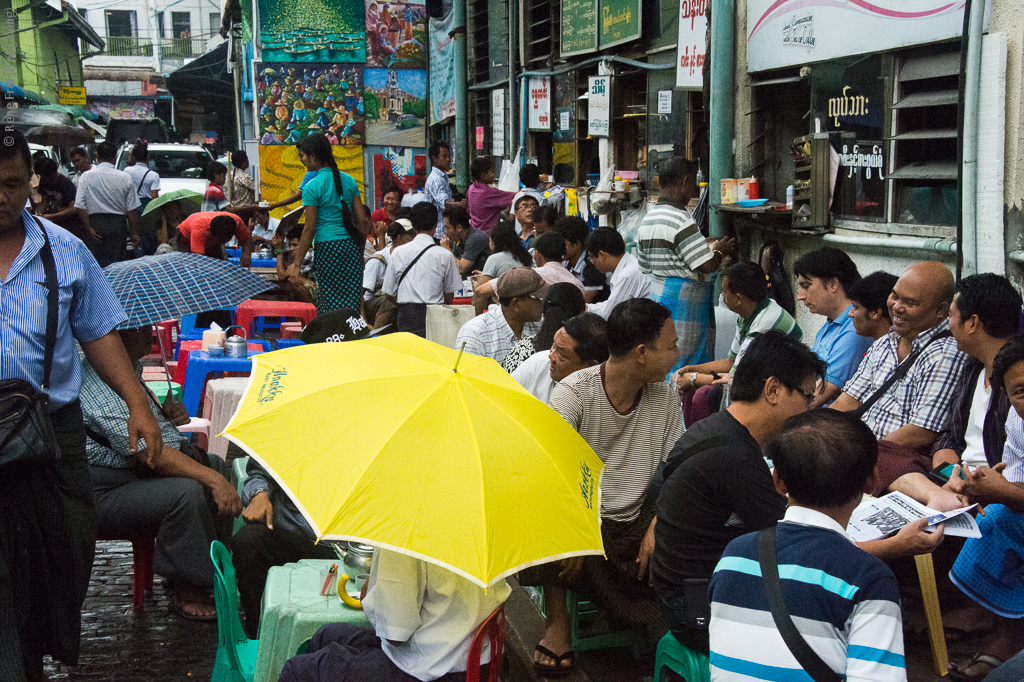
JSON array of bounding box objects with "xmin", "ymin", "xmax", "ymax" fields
[
  {"xmin": 567, "ymin": 590, "xmax": 647, "ymax": 660},
  {"xmin": 211, "ymin": 541, "xmax": 259, "ymax": 682},
  {"xmin": 653, "ymin": 632, "xmax": 710, "ymax": 682}
]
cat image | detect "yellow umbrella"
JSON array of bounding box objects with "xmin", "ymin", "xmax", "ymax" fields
[{"xmin": 222, "ymin": 332, "xmax": 604, "ymax": 588}]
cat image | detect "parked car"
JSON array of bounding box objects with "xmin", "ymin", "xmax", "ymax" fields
[
  {"xmin": 115, "ymin": 143, "xmax": 214, "ymax": 197},
  {"xmin": 395, "ymin": 114, "xmax": 419, "ymax": 129}
]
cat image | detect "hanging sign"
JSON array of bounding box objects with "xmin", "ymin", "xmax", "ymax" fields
[
  {"xmin": 491, "ymin": 89, "xmax": 505, "ymax": 157},
  {"xmin": 475, "ymin": 127, "xmax": 484, "ymax": 150},
  {"xmin": 657, "ymin": 90, "xmax": 672, "ymax": 114},
  {"xmin": 587, "ymin": 76, "xmax": 611, "ymax": 137},
  {"xmin": 58, "ymin": 87, "xmax": 86, "ymax": 106},
  {"xmin": 599, "ymin": 0, "xmax": 641, "ymax": 48},
  {"xmin": 528, "ymin": 77, "xmax": 552, "ymax": 131},
  {"xmin": 675, "ymin": 0, "xmax": 707, "ymax": 89}
]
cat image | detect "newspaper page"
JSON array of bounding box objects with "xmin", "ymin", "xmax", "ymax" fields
[{"xmin": 848, "ymin": 492, "xmax": 981, "ymax": 542}]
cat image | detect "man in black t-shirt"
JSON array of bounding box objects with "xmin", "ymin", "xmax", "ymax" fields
[
  {"xmin": 552, "ymin": 216, "xmax": 609, "ymax": 304},
  {"xmin": 441, "ymin": 204, "xmax": 490, "ymax": 277},
  {"xmin": 651, "ymin": 331, "xmax": 825, "ymax": 653}
]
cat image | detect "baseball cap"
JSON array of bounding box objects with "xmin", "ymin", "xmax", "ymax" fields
[
  {"xmin": 495, "ymin": 267, "xmax": 548, "ymax": 301},
  {"xmin": 300, "ymin": 308, "xmax": 373, "ymax": 344}
]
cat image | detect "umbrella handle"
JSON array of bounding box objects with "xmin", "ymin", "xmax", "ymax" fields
[{"xmin": 337, "ymin": 574, "xmax": 363, "ymax": 609}]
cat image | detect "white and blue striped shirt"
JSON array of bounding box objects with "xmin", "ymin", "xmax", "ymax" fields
[
  {"xmin": 709, "ymin": 506, "xmax": 906, "ymax": 682},
  {"xmin": 0, "ymin": 210, "xmax": 127, "ymax": 409}
]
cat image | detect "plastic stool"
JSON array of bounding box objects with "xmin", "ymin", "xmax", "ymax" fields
[
  {"xmin": 235, "ymin": 301, "xmax": 316, "ymax": 337},
  {"xmin": 568, "ymin": 590, "xmax": 647, "ymax": 660},
  {"xmin": 94, "ymin": 535, "xmax": 155, "ymax": 611},
  {"xmin": 181, "ymin": 349, "xmax": 264, "ymax": 417},
  {"xmin": 280, "ymin": 322, "xmax": 304, "ymax": 339},
  {"xmin": 653, "ymin": 632, "xmax": 710, "ymax": 682},
  {"xmin": 178, "ymin": 417, "xmax": 212, "ymax": 451},
  {"xmin": 146, "ymin": 381, "xmax": 182, "ymax": 404},
  {"xmin": 276, "ymin": 339, "xmax": 305, "ymax": 349}
]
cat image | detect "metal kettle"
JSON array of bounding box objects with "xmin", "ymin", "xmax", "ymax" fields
[
  {"xmin": 224, "ymin": 326, "xmax": 248, "ymax": 358},
  {"xmin": 334, "ymin": 541, "xmax": 375, "ymax": 580}
]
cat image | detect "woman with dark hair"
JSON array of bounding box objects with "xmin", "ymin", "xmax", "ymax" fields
[
  {"xmin": 201, "ymin": 161, "xmax": 230, "ymax": 212},
  {"xmin": 289, "ymin": 133, "xmax": 369, "ymax": 313},
  {"xmin": 501, "ymin": 282, "xmax": 586, "ymax": 373},
  {"xmin": 369, "ymin": 184, "xmax": 404, "ymax": 251},
  {"xmin": 471, "ymin": 220, "xmax": 533, "ymax": 314}
]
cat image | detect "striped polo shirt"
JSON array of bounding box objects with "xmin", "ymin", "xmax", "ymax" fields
[
  {"xmin": 636, "ymin": 202, "xmax": 714, "ymax": 281},
  {"xmin": 729, "ymin": 297, "xmax": 802, "ymax": 366},
  {"xmin": 708, "ymin": 506, "xmax": 906, "ymax": 682},
  {"xmin": 550, "ymin": 364, "xmax": 683, "ymax": 522}
]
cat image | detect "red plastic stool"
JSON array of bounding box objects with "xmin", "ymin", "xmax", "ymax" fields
[
  {"xmin": 280, "ymin": 322, "xmax": 305, "ymax": 339},
  {"xmin": 95, "ymin": 535, "xmax": 155, "ymax": 611},
  {"xmin": 235, "ymin": 301, "xmax": 317, "ymax": 337}
]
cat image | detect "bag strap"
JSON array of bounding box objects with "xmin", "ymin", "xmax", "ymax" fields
[
  {"xmin": 851, "ymin": 331, "xmax": 952, "ymax": 419},
  {"xmin": 396, "ymin": 244, "xmax": 436, "ymax": 292},
  {"xmin": 757, "ymin": 528, "xmax": 843, "ymax": 682},
  {"xmin": 136, "ymin": 169, "xmax": 151, "ymax": 194},
  {"xmin": 32, "ymin": 217, "xmax": 59, "ymax": 393}
]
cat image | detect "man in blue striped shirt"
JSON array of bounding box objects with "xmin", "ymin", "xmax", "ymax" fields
[
  {"xmin": 1, "ymin": 131, "xmax": 163, "ymax": 680},
  {"xmin": 708, "ymin": 410, "xmax": 907, "ymax": 682}
]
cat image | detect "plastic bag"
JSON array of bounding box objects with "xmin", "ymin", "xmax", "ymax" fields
[
  {"xmin": 497, "ymin": 148, "xmax": 522, "ymax": 192},
  {"xmin": 617, "ymin": 200, "xmax": 649, "ymax": 245},
  {"xmin": 589, "ymin": 167, "xmax": 616, "ymax": 215}
]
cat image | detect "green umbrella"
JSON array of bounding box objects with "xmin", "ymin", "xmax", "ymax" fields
[{"xmin": 142, "ymin": 189, "xmax": 203, "ymax": 217}]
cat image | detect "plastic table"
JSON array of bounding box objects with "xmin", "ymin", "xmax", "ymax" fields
[
  {"xmin": 182, "ymin": 350, "xmax": 262, "ymax": 417},
  {"xmin": 253, "ymin": 559, "xmax": 372, "ymax": 682}
]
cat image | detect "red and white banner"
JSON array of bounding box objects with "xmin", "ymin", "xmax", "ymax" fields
[{"xmin": 676, "ymin": 0, "xmax": 707, "ymax": 90}]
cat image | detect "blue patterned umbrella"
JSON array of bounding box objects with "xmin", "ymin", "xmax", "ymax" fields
[{"xmin": 104, "ymin": 252, "xmax": 275, "ymax": 329}]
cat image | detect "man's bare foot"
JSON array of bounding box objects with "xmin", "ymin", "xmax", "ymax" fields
[
  {"xmin": 172, "ymin": 582, "xmax": 217, "ymax": 621},
  {"xmin": 942, "ymin": 605, "xmax": 995, "ymax": 642},
  {"xmin": 534, "ymin": 621, "xmax": 573, "ymax": 672}
]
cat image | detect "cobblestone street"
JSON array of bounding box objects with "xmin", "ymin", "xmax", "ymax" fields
[{"xmin": 44, "ymin": 541, "xmax": 217, "ymax": 682}]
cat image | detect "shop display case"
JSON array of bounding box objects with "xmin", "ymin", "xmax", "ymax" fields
[{"xmin": 791, "ymin": 133, "xmax": 832, "ymax": 229}]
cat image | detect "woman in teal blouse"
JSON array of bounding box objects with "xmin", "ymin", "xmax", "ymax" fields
[{"xmin": 289, "ymin": 134, "xmax": 369, "ymax": 313}]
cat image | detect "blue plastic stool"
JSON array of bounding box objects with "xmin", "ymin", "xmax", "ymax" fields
[
  {"xmin": 276, "ymin": 339, "xmax": 305, "ymax": 349},
  {"xmin": 567, "ymin": 590, "xmax": 647, "ymax": 660},
  {"xmin": 182, "ymin": 350, "xmax": 264, "ymax": 417},
  {"xmin": 653, "ymin": 633, "xmax": 710, "ymax": 682},
  {"xmin": 254, "ymin": 316, "xmax": 282, "ymax": 333}
]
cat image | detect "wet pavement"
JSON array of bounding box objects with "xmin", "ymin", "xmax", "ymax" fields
[{"xmin": 44, "ymin": 541, "xmax": 217, "ymax": 682}]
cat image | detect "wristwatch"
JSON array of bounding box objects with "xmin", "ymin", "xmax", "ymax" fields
[{"xmin": 689, "ymin": 372, "xmax": 698, "ymax": 387}]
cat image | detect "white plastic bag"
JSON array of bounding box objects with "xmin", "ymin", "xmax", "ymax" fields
[
  {"xmin": 617, "ymin": 200, "xmax": 649, "ymax": 245},
  {"xmin": 497, "ymin": 148, "xmax": 522, "ymax": 192},
  {"xmin": 590, "ymin": 167, "xmax": 617, "ymax": 215}
]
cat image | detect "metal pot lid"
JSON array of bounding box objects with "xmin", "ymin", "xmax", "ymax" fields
[{"xmin": 347, "ymin": 542, "xmax": 376, "ymax": 553}]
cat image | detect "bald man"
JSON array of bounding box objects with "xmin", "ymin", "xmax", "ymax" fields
[{"xmin": 831, "ymin": 262, "xmax": 967, "ymax": 501}]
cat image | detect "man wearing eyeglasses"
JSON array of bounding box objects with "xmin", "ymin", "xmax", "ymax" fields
[
  {"xmin": 455, "ymin": 267, "xmax": 545, "ymax": 366},
  {"xmin": 651, "ymin": 331, "xmax": 824, "ymax": 656}
]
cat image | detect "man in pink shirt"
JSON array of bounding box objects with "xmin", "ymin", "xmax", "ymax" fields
[{"xmin": 466, "ymin": 156, "xmax": 515, "ymax": 233}]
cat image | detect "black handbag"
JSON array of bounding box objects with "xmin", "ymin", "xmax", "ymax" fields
[{"xmin": 0, "ymin": 217, "xmax": 61, "ymax": 473}]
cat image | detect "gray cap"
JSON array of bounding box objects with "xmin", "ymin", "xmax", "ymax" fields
[{"xmin": 495, "ymin": 267, "xmax": 548, "ymax": 300}]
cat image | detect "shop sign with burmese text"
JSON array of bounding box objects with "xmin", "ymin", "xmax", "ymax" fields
[
  {"xmin": 561, "ymin": 0, "xmax": 598, "ymax": 57},
  {"xmin": 599, "ymin": 0, "xmax": 640, "ymax": 49},
  {"xmin": 746, "ymin": 0, "xmax": 988, "ymax": 72},
  {"xmin": 587, "ymin": 76, "xmax": 611, "ymax": 137},
  {"xmin": 675, "ymin": 0, "xmax": 706, "ymax": 89}
]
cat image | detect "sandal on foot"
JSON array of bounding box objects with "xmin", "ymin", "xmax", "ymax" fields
[
  {"xmin": 948, "ymin": 653, "xmax": 1005, "ymax": 682},
  {"xmin": 169, "ymin": 594, "xmax": 217, "ymax": 622},
  {"xmin": 533, "ymin": 645, "xmax": 574, "ymax": 678}
]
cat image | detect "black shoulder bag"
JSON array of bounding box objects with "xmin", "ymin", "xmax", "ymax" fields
[
  {"xmin": 396, "ymin": 244, "xmax": 436, "ymax": 293},
  {"xmin": 757, "ymin": 528, "xmax": 843, "ymax": 682},
  {"xmin": 0, "ymin": 217, "xmax": 62, "ymax": 473},
  {"xmin": 850, "ymin": 331, "xmax": 952, "ymax": 420}
]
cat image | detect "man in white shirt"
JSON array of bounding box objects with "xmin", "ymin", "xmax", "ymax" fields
[
  {"xmin": 511, "ymin": 312, "xmax": 608, "ymax": 404},
  {"xmin": 455, "ymin": 268, "xmax": 545, "ymax": 365},
  {"xmin": 74, "ymin": 140, "xmax": 141, "ymax": 267},
  {"xmin": 585, "ymin": 228, "xmax": 651, "ymax": 319},
  {"xmin": 278, "ymin": 548, "xmax": 510, "ymax": 682},
  {"xmin": 363, "ymin": 220, "xmax": 414, "ymax": 330},
  {"xmin": 383, "ymin": 203, "xmax": 462, "ymax": 337}
]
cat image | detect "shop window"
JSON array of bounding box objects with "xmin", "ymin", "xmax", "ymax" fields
[
  {"xmin": 468, "ymin": 0, "xmax": 489, "ymax": 83},
  {"xmin": 105, "ymin": 9, "xmax": 137, "ymax": 37},
  {"xmin": 209, "ymin": 12, "xmax": 220, "ymax": 34},
  {"xmin": 156, "ymin": 11, "xmax": 164, "ymax": 38},
  {"xmin": 887, "ymin": 46, "xmax": 959, "ymax": 227},
  {"xmin": 524, "ymin": 0, "xmax": 555, "ymax": 68},
  {"xmin": 749, "ymin": 71, "xmax": 810, "ymax": 204},
  {"xmin": 611, "ymin": 68, "xmax": 647, "ymax": 173},
  {"xmin": 471, "ymin": 90, "xmax": 491, "ymax": 158}
]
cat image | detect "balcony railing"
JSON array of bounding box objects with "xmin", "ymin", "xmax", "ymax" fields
[
  {"xmin": 161, "ymin": 37, "xmax": 208, "ymax": 60},
  {"xmin": 99, "ymin": 36, "xmax": 208, "ymax": 60},
  {"xmin": 103, "ymin": 36, "xmax": 153, "ymax": 57}
]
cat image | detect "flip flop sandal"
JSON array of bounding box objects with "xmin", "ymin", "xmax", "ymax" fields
[
  {"xmin": 948, "ymin": 653, "xmax": 1005, "ymax": 682},
  {"xmin": 533, "ymin": 645, "xmax": 575, "ymax": 678},
  {"xmin": 169, "ymin": 594, "xmax": 217, "ymax": 622}
]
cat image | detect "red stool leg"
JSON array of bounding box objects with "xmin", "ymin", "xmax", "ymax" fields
[{"xmin": 132, "ymin": 538, "xmax": 156, "ymax": 611}]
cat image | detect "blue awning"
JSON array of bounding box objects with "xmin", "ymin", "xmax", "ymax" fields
[{"xmin": 0, "ymin": 82, "xmax": 50, "ymax": 104}]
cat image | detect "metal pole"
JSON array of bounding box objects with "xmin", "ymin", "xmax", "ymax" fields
[
  {"xmin": 958, "ymin": 0, "xmax": 984, "ymax": 278},
  {"xmin": 708, "ymin": 0, "xmax": 734, "ymax": 239},
  {"xmin": 453, "ymin": 0, "xmax": 468, "ymax": 191},
  {"xmin": 508, "ymin": 0, "xmax": 518, "ymax": 157}
]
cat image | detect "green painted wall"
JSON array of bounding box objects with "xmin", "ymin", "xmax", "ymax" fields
[{"xmin": 10, "ymin": 0, "xmax": 84, "ymax": 100}]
